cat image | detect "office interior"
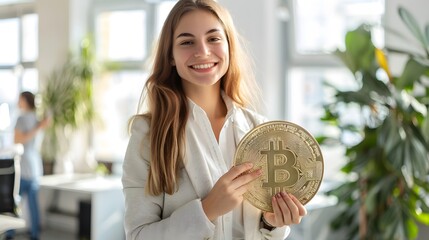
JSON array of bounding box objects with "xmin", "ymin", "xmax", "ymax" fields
[{"xmin": 0, "ymin": 0, "xmax": 428, "ymax": 239}]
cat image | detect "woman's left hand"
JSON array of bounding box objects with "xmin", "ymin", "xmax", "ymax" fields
[{"xmin": 263, "ymin": 192, "xmax": 307, "ymax": 227}]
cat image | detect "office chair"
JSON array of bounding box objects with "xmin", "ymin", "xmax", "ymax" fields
[{"xmin": 0, "ymin": 146, "xmax": 26, "ymax": 236}]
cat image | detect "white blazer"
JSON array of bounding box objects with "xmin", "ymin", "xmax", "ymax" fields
[{"xmin": 122, "ymin": 106, "xmax": 290, "ymax": 240}]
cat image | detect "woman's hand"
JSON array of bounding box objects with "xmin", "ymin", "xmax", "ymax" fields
[
  {"xmin": 38, "ymin": 117, "xmax": 51, "ymax": 130},
  {"xmin": 202, "ymin": 163, "xmax": 262, "ymax": 221},
  {"xmin": 263, "ymin": 192, "xmax": 307, "ymax": 227}
]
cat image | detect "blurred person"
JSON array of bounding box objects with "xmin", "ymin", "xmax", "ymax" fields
[{"xmin": 6, "ymin": 91, "xmax": 50, "ymax": 240}]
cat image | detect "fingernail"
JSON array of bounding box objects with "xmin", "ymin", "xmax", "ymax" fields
[
  {"xmin": 256, "ymin": 168, "xmax": 263, "ymax": 175},
  {"xmin": 281, "ymin": 192, "xmax": 287, "ymax": 197},
  {"xmin": 247, "ymin": 162, "xmax": 254, "ymax": 168},
  {"xmin": 276, "ymin": 193, "xmax": 282, "ymax": 198}
]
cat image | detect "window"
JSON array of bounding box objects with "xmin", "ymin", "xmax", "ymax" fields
[
  {"xmin": 0, "ymin": 9, "xmax": 38, "ymax": 147},
  {"xmin": 292, "ymin": 0, "xmax": 385, "ymax": 55},
  {"xmin": 97, "ymin": 10, "xmax": 147, "ymax": 61},
  {"xmin": 22, "ymin": 13, "xmax": 38, "ymax": 62},
  {"xmin": 92, "ymin": 1, "xmax": 176, "ymax": 162},
  {"xmin": 93, "ymin": 71, "xmax": 147, "ymax": 161},
  {"xmin": 155, "ymin": 1, "xmax": 177, "ymax": 36},
  {"xmin": 0, "ymin": 18, "xmax": 19, "ymax": 65},
  {"xmin": 285, "ymin": 0, "xmax": 385, "ymax": 181}
]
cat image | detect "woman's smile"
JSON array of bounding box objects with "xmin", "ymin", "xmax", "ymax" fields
[{"xmin": 191, "ymin": 62, "xmax": 216, "ymax": 70}]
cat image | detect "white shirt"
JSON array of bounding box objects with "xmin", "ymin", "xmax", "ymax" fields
[{"xmin": 188, "ymin": 95, "xmax": 244, "ymax": 239}]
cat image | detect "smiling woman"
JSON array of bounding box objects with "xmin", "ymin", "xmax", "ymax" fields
[{"xmin": 121, "ymin": 1, "xmax": 307, "ymax": 240}]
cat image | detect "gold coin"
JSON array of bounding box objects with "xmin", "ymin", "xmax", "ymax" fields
[{"xmin": 234, "ymin": 121, "xmax": 324, "ymax": 212}]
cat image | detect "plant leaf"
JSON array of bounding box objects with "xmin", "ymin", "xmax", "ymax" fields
[
  {"xmin": 426, "ymin": 24, "xmax": 429, "ymax": 50},
  {"xmin": 361, "ymin": 72, "xmax": 391, "ymax": 98},
  {"xmin": 335, "ymin": 49, "xmax": 358, "ymax": 74},
  {"xmin": 396, "ymin": 59, "xmax": 428, "ymax": 90},
  {"xmin": 344, "ymin": 25, "xmax": 375, "ymax": 72},
  {"xmin": 375, "ymin": 48, "xmax": 392, "ymax": 79},
  {"xmin": 385, "ymin": 46, "xmax": 425, "ymax": 58},
  {"xmin": 336, "ymin": 91, "xmax": 374, "ymax": 106},
  {"xmin": 406, "ymin": 219, "xmax": 419, "ymax": 239},
  {"xmin": 414, "ymin": 211, "xmax": 429, "ymax": 225},
  {"xmin": 423, "ymin": 109, "xmax": 429, "ymax": 142},
  {"xmin": 398, "ymin": 6, "xmax": 428, "ymax": 51}
]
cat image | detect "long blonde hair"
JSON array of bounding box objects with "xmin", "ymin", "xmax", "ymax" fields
[{"xmin": 138, "ymin": 0, "xmax": 260, "ymax": 196}]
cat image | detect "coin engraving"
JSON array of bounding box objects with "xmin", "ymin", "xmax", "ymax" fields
[{"xmin": 234, "ymin": 121, "xmax": 324, "ymax": 212}]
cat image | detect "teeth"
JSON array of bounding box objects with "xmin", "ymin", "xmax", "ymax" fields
[{"xmin": 192, "ymin": 63, "xmax": 214, "ymax": 69}]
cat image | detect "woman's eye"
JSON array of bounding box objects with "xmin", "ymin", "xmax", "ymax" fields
[
  {"xmin": 209, "ymin": 37, "xmax": 221, "ymax": 42},
  {"xmin": 180, "ymin": 40, "xmax": 193, "ymax": 45}
]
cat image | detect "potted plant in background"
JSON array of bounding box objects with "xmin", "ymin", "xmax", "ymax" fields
[
  {"xmin": 40, "ymin": 37, "xmax": 96, "ymax": 174},
  {"xmin": 319, "ymin": 6, "xmax": 429, "ymax": 240}
]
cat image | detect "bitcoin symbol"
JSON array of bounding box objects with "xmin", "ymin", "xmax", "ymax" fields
[{"xmin": 261, "ymin": 140, "xmax": 299, "ymax": 193}]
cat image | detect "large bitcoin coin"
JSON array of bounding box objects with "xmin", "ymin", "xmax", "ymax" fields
[{"xmin": 234, "ymin": 121, "xmax": 324, "ymax": 212}]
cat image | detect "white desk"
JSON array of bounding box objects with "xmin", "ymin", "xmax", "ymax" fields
[{"xmin": 39, "ymin": 174, "xmax": 125, "ymax": 240}]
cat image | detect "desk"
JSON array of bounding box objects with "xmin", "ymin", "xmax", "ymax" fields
[{"xmin": 39, "ymin": 174, "xmax": 125, "ymax": 240}]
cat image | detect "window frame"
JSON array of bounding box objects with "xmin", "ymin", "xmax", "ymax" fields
[
  {"xmin": 0, "ymin": 1, "xmax": 37, "ymax": 146},
  {"xmin": 90, "ymin": 0, "xmax": 177, "ymax": 162},
  {"xmin": 282, "ymin": 0, "xmax": 386, "ymax": 181},
  {"xmin": 0, "ymin": 3, "xmax": 36, "ymax": 68},
  {"xmin": 284, "ymin": 0, "xmax": 385, "ymax": 67},
  {"xmin": 91, "ymin": 0, "xmax": 158, "ymax": 70}
]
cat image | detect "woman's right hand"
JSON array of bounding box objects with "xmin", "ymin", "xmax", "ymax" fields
[
  {"xmin": 201, "ymin": 163, "xmax": 262, "ymax": 221},
  {"xmin": 38, "ymin": 117, "xmax": 51, "ymax": 130}
]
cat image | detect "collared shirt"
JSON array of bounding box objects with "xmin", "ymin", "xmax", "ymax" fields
[{"xmin": 187, "ymin": 94, "xmax": 245, "ymax": 239}]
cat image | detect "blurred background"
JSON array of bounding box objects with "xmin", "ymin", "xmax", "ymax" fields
[{"xmin": 0, "ymin": 0, "xmax": 428, "ymax": 239}]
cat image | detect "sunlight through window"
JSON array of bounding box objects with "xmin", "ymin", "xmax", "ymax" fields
[{"xmin": 97, "ymin": 10, "xmax": 146, "ymax": 61}]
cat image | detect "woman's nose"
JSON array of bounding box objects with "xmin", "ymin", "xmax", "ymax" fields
[{"xmin": 194, "ymin": 42, "xmax": 210, "ymax": 57}]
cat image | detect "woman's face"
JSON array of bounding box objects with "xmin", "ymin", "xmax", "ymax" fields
[
  {"xmin": 18, "ymin": 96, "xmax": 28, "ymax": 111},
  {"xmin": 172, "ymin": 9, "xmax": 229, "ymax": 92}
]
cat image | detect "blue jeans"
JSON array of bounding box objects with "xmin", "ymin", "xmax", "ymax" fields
[{"xmin": 6, "ymin": 178, "xmax": 40, "ymax": 239}]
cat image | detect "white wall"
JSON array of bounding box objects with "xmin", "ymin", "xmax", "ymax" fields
[
  {"xmin": 36, "ymin": 0, "xmax": 70, "ymax": 86},
  {"xmin": 36, "ymin": 0, "xmax": 91, "ymax": 87}
]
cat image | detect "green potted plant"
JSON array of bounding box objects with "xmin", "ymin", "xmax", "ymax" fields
[
  {"xmin": 320, "ymin": 6, "xmax": 429, "ymax": 240},
  {"xmin": 40, "ymin": 37, "xmax": 96, "ymax": 174}
]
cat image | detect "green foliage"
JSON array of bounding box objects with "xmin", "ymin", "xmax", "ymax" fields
[
  {"xmin": 40, "ymin": 37, "xmax": 96, "ymax": 162},
  {"xmin": 322, "ymin": 6, "xmax": 429, "ymax": 240}
]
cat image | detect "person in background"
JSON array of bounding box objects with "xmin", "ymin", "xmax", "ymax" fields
[
  {"xmin": 6, "ymin": 91, "xmax": 50, "ymax": 240},
  {"xmin": 122, "ymin": 0, "xmax": 307, "ymax": 239}
]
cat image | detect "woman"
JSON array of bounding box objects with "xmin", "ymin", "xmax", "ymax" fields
[
  {"xmin": 122, "ymin": 0, "xmax": 307, "ymax": 239},
  {"xmin": 6, "ymin": 91, "xmax": 49, "ymax": 240}
]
